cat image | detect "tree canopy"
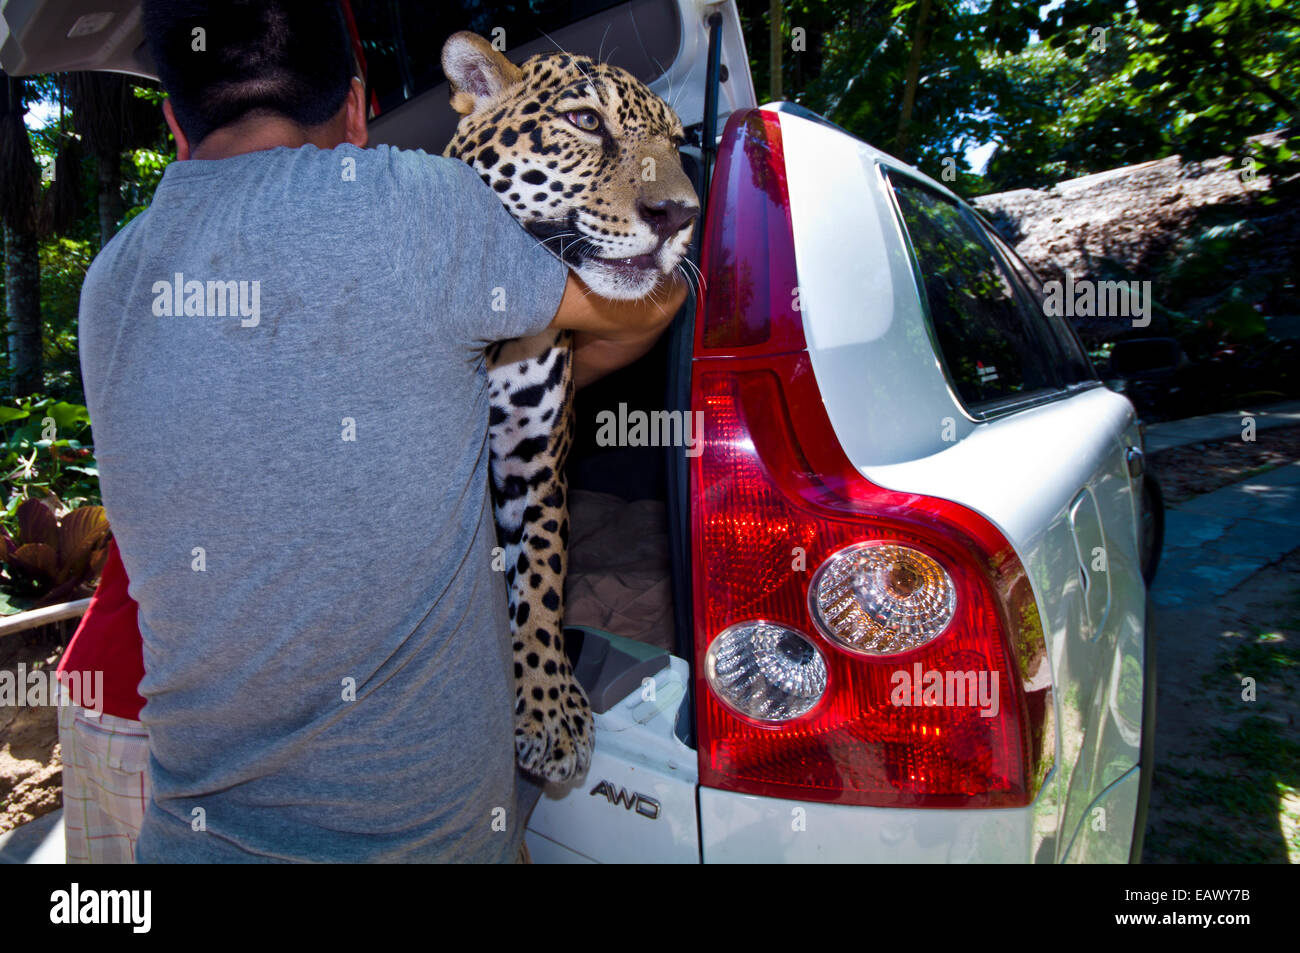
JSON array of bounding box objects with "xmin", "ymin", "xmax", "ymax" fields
[{"xmin": 736, "ymin": 0, "xmax": 1299, "ymax": 194}]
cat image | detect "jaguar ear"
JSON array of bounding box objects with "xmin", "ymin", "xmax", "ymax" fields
[{"xmin": 442, "ymin": 32, "xmax": 523, "ymax": 116}]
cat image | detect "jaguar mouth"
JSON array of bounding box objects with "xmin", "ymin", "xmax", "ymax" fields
[
  {"xmin": 526, "ymin": 216, "xmax": 682, "ymax": 299},
  {"xmin": 526, "ymin": 215, "xmax": 591, "ymax": 268},
  {"xmin": 526, "ymin": 217, "xmax": 666, "ymax": 274},
  {"xmin": 588, "ymin": 253, "xmax": 660, "ymax": 277}
]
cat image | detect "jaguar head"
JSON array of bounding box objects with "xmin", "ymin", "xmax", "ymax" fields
[{"xmin": 442, "ymin": 32, "xmax": 699, "ymax": 301}]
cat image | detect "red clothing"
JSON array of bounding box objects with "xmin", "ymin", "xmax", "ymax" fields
[{"xmin": 57, "ymin": 538, "xmax": 146, "ymax": 720}]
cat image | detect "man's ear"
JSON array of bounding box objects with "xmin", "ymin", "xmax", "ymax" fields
[
  {"xmin": 162, "ymin": 98, "xmax": 192, "ymax": 161},
  {"xmin": 344, "ymin": 77, "xmax": 368, "ymax": 147},
  {"xmin": 441, "ymin": 32, "xmax": 522, "ymax": 116}
]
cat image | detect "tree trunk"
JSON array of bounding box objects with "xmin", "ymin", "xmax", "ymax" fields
[
  {"xmin": 95, "ymin": 148, "xmax": 123, "ymax": 248},
  {"xmin": 896, "ymin": 0, "xmax": 934, "ymax": 157},
  {"xmin": 770, "ymin": 0, "xmax": 783, "ymax": 101},
  {"xmin": 4, "ymin": 223, "xmax": 42, "ymax": 396}
]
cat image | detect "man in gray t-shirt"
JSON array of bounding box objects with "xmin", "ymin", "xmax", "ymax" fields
[{"xmin": 79, "ymin": 1, "xmax": 682, "ymax": 862}]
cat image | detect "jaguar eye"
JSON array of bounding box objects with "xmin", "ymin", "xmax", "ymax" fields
[{"xmin": 565, "ymin": 110, "xmax": 602, "ymax": 133}]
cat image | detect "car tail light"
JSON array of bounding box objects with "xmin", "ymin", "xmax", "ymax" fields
[
  {"xmin": 705, "ymin": 621, "xmax": 828, "ymax": 721},
  {"xmin": 691, "ymin": 109, "xmax": 1052, "ymax": 808},
  {"xmin": 808, "ymin": 542, "xmax": 957, "ymax": 655},
  {"xmin": 696, "ymin": 112, "xmax": 803, "ymax": 356}
]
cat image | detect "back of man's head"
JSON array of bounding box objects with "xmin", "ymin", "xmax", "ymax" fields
[{"xmin": 142, "ymin": 0, "xmax": 352, "ymax": 147}]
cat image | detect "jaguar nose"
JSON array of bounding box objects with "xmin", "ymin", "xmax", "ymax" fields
[{"xmin": 637, "ymin": 198, "xmax": 699, "ymax": 242}]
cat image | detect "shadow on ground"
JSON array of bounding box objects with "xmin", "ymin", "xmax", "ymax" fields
[{"xmin": 1145, "ymin": 546, "xmax": 1300, "ymax": 863}]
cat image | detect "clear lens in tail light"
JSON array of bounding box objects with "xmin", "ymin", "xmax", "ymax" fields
[
  {"xmin": 705, "ymin": 621, "xmax": 828, "ymax": 721},
  {"xmin": 809, "ymin": 543, "xmax": 956, "ymax": 655}
]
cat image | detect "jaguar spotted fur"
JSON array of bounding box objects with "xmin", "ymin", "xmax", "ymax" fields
[{"xmin": 440, "ymin": 32, "xmax": 699, "ymax": 781}]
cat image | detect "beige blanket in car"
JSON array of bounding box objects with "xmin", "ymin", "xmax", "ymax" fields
[{"xmin": 563, "ymin": 490, "xmax": 676, "ymax": 653}]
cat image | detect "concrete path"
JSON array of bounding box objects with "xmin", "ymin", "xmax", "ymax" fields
[
  {"xmin": 0, "ymin": 807, "xmax": 64, "ymax": 864},
  {"xmin": 1142, "ymin": 399, "xmax": 1300, "ymax": 454},
  {"xmin": 1152, "ymin": 459, "xmax": 1300, "ymax": 607}
]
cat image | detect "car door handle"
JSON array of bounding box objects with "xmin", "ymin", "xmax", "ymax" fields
[
  {"xmin": 1126, "ymin": 446, "xmax": 1144, "ymax": 478},
  {"xmin": 1068, "ymin": 487, "xmax": 1111, "ymax": 639}
]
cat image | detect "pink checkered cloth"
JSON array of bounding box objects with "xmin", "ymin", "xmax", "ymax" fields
[{"xmin": 57, "ymin": 696, "xmax": 150, "ymax": 864}]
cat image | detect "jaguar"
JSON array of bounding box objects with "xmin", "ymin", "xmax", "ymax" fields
[{"xmin": 440, "ymin": 31, "xmax": 699, "ymax": 782}]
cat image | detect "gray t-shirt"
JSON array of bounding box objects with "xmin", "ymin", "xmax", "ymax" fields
[{"xmin": 78, "ymin": 143, "xmax": 566, "ymax": 862}]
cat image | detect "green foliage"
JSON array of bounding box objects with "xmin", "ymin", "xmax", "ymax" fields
[
  {"xmin": 38, "ymin": 235, "xmax": 96, "ymax": 399},
  {"xmin": 0, "ymin": 395, "xmax": 100, "ymax": 545},
  {"xmin": 1163, "ymin": 220, "xmax": 1262, "ymax": 301},
  {"xmin": 976, "ymin": 28, "xmax": 1184, "ymax": 192},
  {"xmin": 1149, "ymin": 209, "xmax": 1298, "ymax": 362},
  {"xmin": 735, "ymin": 0, "xmax": 1299, "ymax": 193},
  {"xmin": 1, "ymin": 76, "xmax": 172, "ymax": 399},
  {"xmin": 122, "ymin": 146, "xmax": 172, "ymax": 226},
  {"xmin": 786, "ymin": 0, "xmax": 1031, "ymax": 170},
  {"xmin": 1035, "ymin": 0, "xmax": 1300, "ymax": 170},
  {"xmin": 0, "ymin": 78, "xmax": 165, "ymax": 611}
]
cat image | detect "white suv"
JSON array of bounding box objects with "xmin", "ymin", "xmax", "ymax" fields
[{"xmin": 0, "ymin": 0, "xmax": 1156, "ymax": 864}]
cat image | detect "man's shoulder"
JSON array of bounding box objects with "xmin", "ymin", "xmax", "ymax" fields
[
  {"xmin": 82, "ymin": 210, "xmax": 149, "ymax": 297},
  {"xmin": 329, "ymin": 144, "xmax": 496, "ymax": 228},
  {"xmin": 356, "ymin": 144, "xmax": 527, "ymax": 251},
  {"xmin": 358, "ymin": 144, "xmax": 474, "ymax": 188}
]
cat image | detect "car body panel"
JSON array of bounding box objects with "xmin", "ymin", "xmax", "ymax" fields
[
  {"xmin": 700, "ymin": 788, "xmax": 1037, "ymax": 863},
  {"xmin": 1062, "ymin": 766, "xmax": 1141, "ymax": 863},
  {"xmin": 643, "ymin": 0, "xmax": 755, "ymax": 134},
  {"xmin": 524, "ymin": 654, "xmax": 702, "ymax": 863},
  {"xmin": 774, "ymin": 107, "xmax": 978, "ymax": 469}
]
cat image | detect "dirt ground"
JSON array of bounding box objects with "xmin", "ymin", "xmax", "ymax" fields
[
  {"xmin": 0, "ymin": 625, "xmax": 71, "ymax": 834},
  {"xmin": 1149, "ymin": 423, "xmax": 1300, "ymax": 504}
]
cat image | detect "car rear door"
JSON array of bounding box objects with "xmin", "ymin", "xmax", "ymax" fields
[{"xmin": 972, "ymin": 219, "xmax": 1151, "ymax": 862}]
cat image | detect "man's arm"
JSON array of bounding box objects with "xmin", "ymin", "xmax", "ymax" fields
[
  {"xmin": 568, "ymin": 325, "xmax": 666, "ymax": 390},
  {"xmin": 550, "ymin": 272, "xmax": 689, "ymax": 388}
]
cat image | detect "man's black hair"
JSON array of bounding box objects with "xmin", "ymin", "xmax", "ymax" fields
[{"xmin": 142, "ymin": 0, "xmax": 353, "ymax": 146}]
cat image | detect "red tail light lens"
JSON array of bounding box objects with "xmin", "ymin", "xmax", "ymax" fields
[
  {"xmin": 691, "ymin": 109, "xmax": 1051, "ymax": 808},
  {"xmin": 696, "ymin": 111, "xmax": 805, "ymax": 356}
]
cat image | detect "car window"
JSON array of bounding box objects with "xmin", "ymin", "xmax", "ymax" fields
[
  {"xmin": 979, "ymin": 223, "xmax": 1097, "ymax": 387},
  {"xmin": 887, "ymin": 173, "xmax": 1063, "ymax": 414}
]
